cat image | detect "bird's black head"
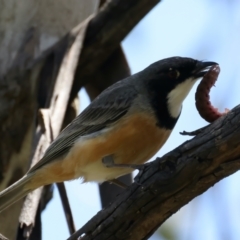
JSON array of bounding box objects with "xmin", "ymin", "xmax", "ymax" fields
[
  {"xmin": 142, "ymin": 56, "xmax": 218, "ymax": 129},
  {"xmin": 144, "ymin": 56, "xmax": 217, "ymax": 88}
]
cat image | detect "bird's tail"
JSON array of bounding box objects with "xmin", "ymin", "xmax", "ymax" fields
[{"xmin": 0, "ymin": 174, "xmax": 33, "ymax": 212}]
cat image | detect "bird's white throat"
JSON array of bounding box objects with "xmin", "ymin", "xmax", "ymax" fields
[{"xmin": 167, "ymin": 77, "xmax": 197, "ymax": 118}]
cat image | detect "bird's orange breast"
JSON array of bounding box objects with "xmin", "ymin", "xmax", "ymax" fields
[{"xmin": 27, "ymin": 112, "xmax": 171, "ymax": 188}]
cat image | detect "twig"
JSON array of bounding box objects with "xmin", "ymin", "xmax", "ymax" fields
[{"xmin": 56, "ymin": 183, "xmax": 76, "ymax": 234}]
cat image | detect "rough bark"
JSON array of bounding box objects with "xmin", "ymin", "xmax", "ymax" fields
[{"xmin": 68, "ymin": 105, "xmax": 240, "ymax": 240}]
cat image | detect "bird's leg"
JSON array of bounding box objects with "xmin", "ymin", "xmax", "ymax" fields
[
  {"xmin": 108, "ymin": 179, "xmax": 128, "ymax": 189},
  {"xmin": 102, "ymin": 155, "xmax": 145, "ymax": 170},
  {"xmin": 180, "ymin": 125, "xmax": 209, "ymax": 136}
]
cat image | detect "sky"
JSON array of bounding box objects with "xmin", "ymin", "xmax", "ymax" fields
[{"xmin": 42, "ymin": 0, "xmax": 240, "ymax": 239}]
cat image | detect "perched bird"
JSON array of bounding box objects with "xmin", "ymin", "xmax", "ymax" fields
[{"xmin": 0, "ymin": 57, "xmax": 217, "ymax": 212}]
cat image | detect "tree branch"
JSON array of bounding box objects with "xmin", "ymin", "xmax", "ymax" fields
[
  {"xmin": 56, "ymin": 183, "xmax": 76, "ymax": 234},
  {"xmin": 68, "ymin": 105, "xmax": 240, "ymax": 240},
  {"xmin": 72, "ymin": 0, "xmax": 161, "ymax": 100}
]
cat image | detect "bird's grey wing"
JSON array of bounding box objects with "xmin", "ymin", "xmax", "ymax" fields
[{"xmin": 29, "ymin": 83, "xmax": 138, "ymax": 173}]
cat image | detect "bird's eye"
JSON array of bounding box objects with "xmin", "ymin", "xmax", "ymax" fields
[{"xmin": 168, "ymin": 68, "xmax": 180, "ymax": 79}]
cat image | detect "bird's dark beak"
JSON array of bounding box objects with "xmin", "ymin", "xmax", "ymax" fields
[{"xmin": 193, "ymin": 61, "xmax": 218, "ymax": 78}]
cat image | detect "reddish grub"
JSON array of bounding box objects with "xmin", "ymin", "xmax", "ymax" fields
[{"xmin": 195, "ymin": 65, "xmax": 228, "ymax": 123}]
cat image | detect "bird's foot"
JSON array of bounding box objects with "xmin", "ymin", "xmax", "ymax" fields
[
  {"xmin": 108, "ymin": 179, "xmax": 128, "ymax": 189},
  {"xmin": 102, "ymin": 155, "xmax": 145, "ymax": 170},
  {"xmin": 180, "ymin": 125, "xmax": 209, "ymax": 136}
]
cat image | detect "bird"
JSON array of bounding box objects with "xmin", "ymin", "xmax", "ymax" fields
[{"xmin": 0, "ymin": 56, "xmax": 217, "ymax": 212}]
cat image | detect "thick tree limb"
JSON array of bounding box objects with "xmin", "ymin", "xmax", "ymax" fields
[
  {"xmin": 72, "ymin": 0, "xmax": 161, "ymax": 101},
  {"xmin": 68, "ymin": 105, "xmax": 240, "ymax": 240}
]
